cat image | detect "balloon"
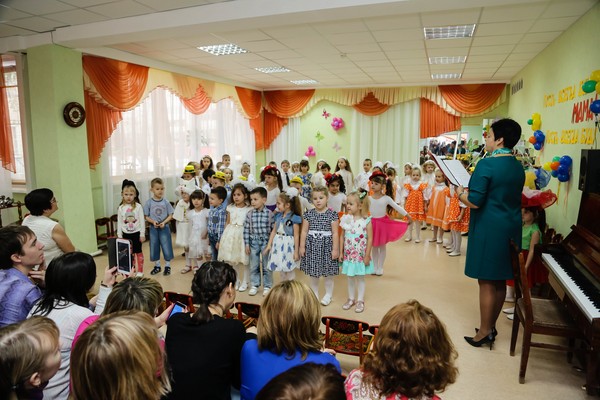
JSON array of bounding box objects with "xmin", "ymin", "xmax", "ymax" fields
[
  {"xmin": 532, "ymin": 120, "xmax": 541, "ymax": 131},
  {"xmin": 557, "ymin": 164, "xmax": 570, "ymax": 175},
  {"xmin": 528, "ymin": 136, "xmax": 537, "ymax": 144},
  {"xmin": 527, "ymin": 119, "xmax": 533, "ymax": 125},
  {"xmin": 543, "ymin": 162, "xmax": 552, "ymax": 171},
  {"xmin": 582, "ymin": 80, "xmax": 597, "ymax": 93},
  {"xmin": 524, "ymin": 171, "xmax": 537, "ymax": 190},
  {"xmin": 537, "ymin": 132, "xmax": 545, "ymax": 143},
  {"xmin": 551, "ymin": 161, "xmax": 560, "ymax": 170},
  {"xmin": 551, "ymin": 170, "xmax": 559, "ymax": 178},
  {"xmin": 552, "ymin": 156, "xmax": 561, "ymax": 162},
  {"xmin": 591, "ymin": 100, "xmax": 600, "ymax": 115},
  {"xmin": 308, "ymin": 146, "xmax": 313, "ymax": 151},
  {"xmin": 533, "ymin": 142, "xmax": 542, "ymax": 151},
  {"xmin": 305, "ymin": 151, "xmax": 310, "ymax": 156},
  {"xmin": 559, "ymin": 155, "xmax": 572, "ymax": 167},
  {"xmin": 536, "ymin": 168, "xmax": 551, "ymax": 189},
  {"xmin": 591, "ymin": 70, "xmax": 600, "ymax": 82},
  {"xmin": 557, "ymin": 173, "xmax": 570, "ymax": 183},
  {"xmin": 535, "ymin": 168, "xmax": 541, "ymax": 178}
]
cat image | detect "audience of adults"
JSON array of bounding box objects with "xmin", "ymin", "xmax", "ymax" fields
[
  {"xmin": 457, "ymin": 118, "xmax": 525, "ymax": 348},
  {"xmin": 28, "ymin": 252, "xmax": 116, "ymax": 400},
  {"xmin": 166, "ymin": 261, "xmax": 251, "ymax": 400},
  {"xmin": 240, "ymin": 280, "xmax": 341, "ymax": 400},
  {"xmin": 23, "ymin": 188, "xmax": 75, "ymax": 266},
  {"xmin": 0, "ymin": 226, "xmax": 45, "ymax": 327}
]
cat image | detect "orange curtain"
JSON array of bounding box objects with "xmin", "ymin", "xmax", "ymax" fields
[
  {"xmin": 420, "ymin": 98, "xmax": 461, "ymax": 138},
  {"xmin": 352, "ymin": 92, "xmax": 390, "ymax": 116},
  {"xmin": 264, "ymin": 89, "xmax": 315, "ymax": 117},
  {"xmin": 84, "ymin": 91, "xmax": 123, "ymax": 168},
  {"xmin": 0, "ymin": 61, "xmax": 15, "ymax": 173},
  {"xmin": 235, "ymin": 87, "xmax": 264, "ymax": 148},
  {"xmin": 439, "ymin": 84, "xmax": 506, "ymax": 115},
  {"xmin": 264, "ymin": 110, "xmax": 288, "ymax": 149},
  {"xmin": 180, "ymin": 86, "xmax": 211, "ymax": 115}
]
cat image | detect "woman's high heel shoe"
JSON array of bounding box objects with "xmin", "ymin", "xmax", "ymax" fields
[
  {"xmin": 464, "ymin": 333, "xmax": 495, "ymax": 350},
  {"xmin": 475, "ymin": 327, "xmax": 498, "ymax": 338}
]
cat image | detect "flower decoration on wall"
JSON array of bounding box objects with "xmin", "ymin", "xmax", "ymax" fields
[
  {"xmin": 305, "ymin": 146, "xmax": 316, "ymax": 157},
  {"xmin": 322, "ymin": 109, "xmax": 330, "ymax": 119},
  {"xmin": 331, "ymin": 117, "xmax": 344, "ymax": 131},
  {"xmin": 315, "ymin": 131, "xmax": 324, "ymax": 142}
]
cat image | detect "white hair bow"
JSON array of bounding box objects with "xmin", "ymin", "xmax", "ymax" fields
[{"xmin": 285, "ymin": 187, "xmax": 299, "ymax": 199}]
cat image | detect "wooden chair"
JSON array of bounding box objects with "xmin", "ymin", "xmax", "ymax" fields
[
  {"xmin": 509, "ymin": 241, "xmax": 585, "ymax": 384},
  {"xmin": 321, "ymin": 316, "xmax": 372, "ymax": 364},
  {"xmin": 164, "ymin": 291, "xmax": 195, "ymax": 313},
  {"xmin": 366, "ymin": 324, "xmax": 379, "ymax": 353},
  {"xmin": 95, "ymin": 217, "xmax": 112, "ymax": 247},
  {"xmin": 110, "ymin": 214, "xmax": 118, "ymax": 236},
  {"xmin": 235, "ymin": 302, "xmax": 261, "ymax": 329}
]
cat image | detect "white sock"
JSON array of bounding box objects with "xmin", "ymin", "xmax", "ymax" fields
[
  {"xmin": 357, "ymin": 276, "xmax": 365, "ymax": 302},
  {"xmin": 309, "ymin": 277, "xmax": 320, "ymax": 298},
  {"xmin": 347, "ymin": 276, "xmax": 356, "ymax": 300},
  {"xmin": 371, "ymin": 247, "xmax": 380, "ymax": 272},
  {"xmin": 378, "ymin": 246, "xmax": 387, "ymax": 274},
  {"xmin": 414, "ymin": 221, "xmax": 421, "ymax": 240},
  {"xmin": 325, "ymin": 277, "xmax": 334, "ymax": 298}
]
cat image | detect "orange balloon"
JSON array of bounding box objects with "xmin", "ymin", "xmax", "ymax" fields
[
  {"xmin": 528, "ymin": 136, "xmax": 537, "ymax": 144},
  {"xmin": 551, "ymin": 161, "xmax": 560, "ymax": 170}
]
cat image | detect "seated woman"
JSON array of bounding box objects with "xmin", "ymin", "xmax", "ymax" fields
[
  {"xmin": 23, "ymin": 188, "xmax": 75, "ymax": 266},
  {"xmin": 345, "ymin": 300, "xmax": 458, "ymax": 400},
  {"xmin": 256, "ymin": 363, "xmax": 345, "ymax": 400},
  {"xmin": 165, "ymin": 261, "xmax": 251, "ymax": 400},
  {"xmin": 0, "ymin": 316, "xmax": 61, "ymax": 400},
  {"xmin": 240, "ymin": 280, "xmax": 341, "ymax": 400},
  {"xmin": 28, "ymin": 252, "xmax": 116, "ymax": 400},
  {"xmin": 71, "ymin": 311, "xmax": 170, "ymax": 400}
]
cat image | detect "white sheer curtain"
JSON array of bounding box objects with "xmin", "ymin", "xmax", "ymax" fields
[
  {"xmin": 102, "ymin": 88, "xmax": 255, "ymax": 215},
  {"xmin": 265, "ymin": 117, "xmax": 301, "ymax": 165},
  {"xmin": 348, "ymin": 99, "xmax": 420, "ymax": 170}
]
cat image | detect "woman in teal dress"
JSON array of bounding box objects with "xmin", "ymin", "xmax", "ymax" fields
[{"xmin": 456, "ymin": 119, "xmax": 525, "ymax": 349}]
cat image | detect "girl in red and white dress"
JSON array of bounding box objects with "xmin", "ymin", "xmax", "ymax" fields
[
  {"xmin": 426, "ymin": 169, "xmax": 450, "ymax": 244},
  {"xmin": 401, "ymin": 167, "xmax": 430, "ymax": 243},
  {"xmin": 445, "ymin": 185, "xmax": 470, "ymax": 256},
  {"xmin": 368, "ymin": 171, "xmax": 412, "ymax": 276}
]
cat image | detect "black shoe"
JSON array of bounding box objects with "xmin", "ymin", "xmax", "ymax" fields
[
  {"xmin": 475, "ymin": 327, "xmax": 498, "ymax": 338},
  {"xmin": 163, "ymin": 267, "xmax": 171, "ymax": 276},
  {"xmin": 464, "ymin": 333, "xmax": 495, "ymax": 350},
  {"xmin": 150, "ymin": 266, "xmax": 161, "ymax": 275}
]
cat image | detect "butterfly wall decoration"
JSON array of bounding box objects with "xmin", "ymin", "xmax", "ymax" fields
[{"xmin": 332, "ymin": 142, "xmax": 342, "ymax": 152}]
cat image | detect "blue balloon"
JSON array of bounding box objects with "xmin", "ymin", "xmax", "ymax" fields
[
  {"xmin": 591, "ymin": 100, "xmax": 600, "ymax": 115},
  {"xmin": 557, "ymin": 164, "xmax": 570, "ymax": 175},
  {"xmin": 559, "ymin": 155, "xmax": 572, "ymax": 167},
  {"xmin": 535, "ymin": 168, "xmax": 541, "ymax": 178},
  {"xmin": 536, "ymin": 168, "xmax": 551, "ymax": 189},
  {"xmin": 533, "ymin": 142, "xmax": 542, "ymax": 150},
  {"xmin": 551, "ymin": 170, "xmax": 559, "ymax": 178},
  {"xmin": 536, "ymin": 132, "xmax": 545, "ymax": 143},
  {"xmin": 557, "ymin": 173, "xmax": 570, "ymax": 182},
  {"xmin": 534, "ymin": 130, "xmax": 544, "ymax": 142}
]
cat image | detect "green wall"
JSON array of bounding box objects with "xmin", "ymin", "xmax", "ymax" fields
[{"xmin": 508, "ymin": 3, "xmax": 600, "ymax": 235}]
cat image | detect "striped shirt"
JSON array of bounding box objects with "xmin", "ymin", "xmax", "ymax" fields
[{"xmin": 208, "ymin": 202, "xmax": 227, "ymax": 241}]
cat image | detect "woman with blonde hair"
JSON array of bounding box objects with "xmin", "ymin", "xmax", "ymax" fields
[
  {"xmin": 240, "ymin": 280, "xmax": 341, "ymax": 400},
  {"xmin": 345, "ymin": 300, "xmax": 457, "ymax": 400},
  {"xmin": 0, "ymin": 316, "xmax": 61, "ymax": 400},
  {"xmin": 71, "ymin": 311, "xmax": 170, "ymax": 400}
]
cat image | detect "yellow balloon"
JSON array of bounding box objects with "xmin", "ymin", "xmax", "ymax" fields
[
  {"xmin": 591, "ymin": 70, "xmax": 600, "ymax": 82},
  {"xmin": 532, "ymin": 112, "xmax": 541, "ymax": 120},
  {"xmin": 543, "ymin": 162, "xmax": 552, "ymax": 171},
  {"xmin": 525, "ymin": 171, "xmax": 536, "ymax": 190},
  {"xmin": 596, "ymin": 81, "xmax": 600, "ymax": 95},
  {"xmin": 532, "ymin": 121, "xmax": 541, "ymax": 131}
]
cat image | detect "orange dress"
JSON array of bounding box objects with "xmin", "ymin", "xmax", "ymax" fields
[
  {"xmin": 403, "ymin": 181, "xmax": 429, "ymax": 222},
  {"xmin": 426, "ymin": 183, "xmax": 450, "ymax": 227},
  {"xmin": 447, "ymin": 192, "xmax": 470, "ymax": 233}
]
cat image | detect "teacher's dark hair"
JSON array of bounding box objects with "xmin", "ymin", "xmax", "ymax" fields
[
  {"xmin": 24, "ymin": 188, "xmax": 54, "ymax": 216},
  {"xmin": 191, "ymin": 261, "xmax": 236, "ymax": 324},
  {"xmin": 491, "ymin": 118, "xmax": 521, "ymax": 149},
  {"xmin": 256, "ymin": 363, "xmax": 345, "ymax": 400}
]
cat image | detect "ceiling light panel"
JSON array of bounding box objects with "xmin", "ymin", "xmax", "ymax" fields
[
  {"xmin": 255, "ymin": 66, "xmax": 291, "ymax": 73},
  {"xmin": 431, "ymin": 73, "xmax": 462, "ymax": 80},
  {"xmin": 291, "ymin": 79, "xmax": 318, "ymax": 85},
  {"xmin": 428, "ymin": 56, "xmax": 467, "ymax": 64},
  {"xmin": 197, "ymin": 44, "xmax": 248, "ymax": 56},
  {"xmin": 424, "ymin": 24, "xmax": 476, "ymax": 40}
]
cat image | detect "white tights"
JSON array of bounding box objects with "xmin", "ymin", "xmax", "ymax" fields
[
  {"xmin": 234, "ymin": 263, "xmax": 250, "ymax": 284},
  {"xmin": 371, "ymin": 245, "xmax": 387, "ymax": 275},
  {"xmin": 451, "ymin": 230, "xmax": 462, "ymax": 253},
  {"xmin": 280, "ymin": 270, "xmax": 296, "ymax": 281},
  {"xmin": 347, "ymin": 276, "xmax": 366, "ymax": 302},
  {"xmin": 432, "ymin": 226, "xmax": 444, "ymax": 242},
  {"xmin": 309, "ymin": 276, "xmax": 334, "ymax": 299}
]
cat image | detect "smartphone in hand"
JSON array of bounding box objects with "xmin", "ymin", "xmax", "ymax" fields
[{"xmin": 168, "ymin": 301, "xmax": 187, "ymax": 319}]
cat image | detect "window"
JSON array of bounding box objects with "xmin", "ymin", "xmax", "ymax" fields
[{"xmin": 2, "ymin": 55, "xmax": 26, "ymax": 183}]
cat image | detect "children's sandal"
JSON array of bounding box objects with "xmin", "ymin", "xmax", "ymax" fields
[
  {"xmin": 180, "ymin": 266, "xmax": 192, "ymax": 274},
  {"xmin": 342, "ymin": 299, "xmax": 356, "ymax": 310},
  {"xmin": 355, "ymin": 301, "xmax": 365, "ymax": 313}
]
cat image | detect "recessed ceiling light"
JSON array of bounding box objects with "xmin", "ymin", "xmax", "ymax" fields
[
  {"xmin": 429, "ymin": 56, "xmax": 467, "ymax": 65},
  {"xmin": 291, "ymin": 79, "xmax": 318, "ymax": 85},
  {"xmin": 431, "ymin": 73, "xmax": 462, "ymax": 80},
  {"xmin": 424, "ymin": 24, "xmax": 476, "ymax": 40},
  {"xmin": 255, "ymin": 66, "xmax": 290, "ymax": 74},
  {"xmin": 197, "ymin": 44, "xmax": 248, "ymax": 56}
]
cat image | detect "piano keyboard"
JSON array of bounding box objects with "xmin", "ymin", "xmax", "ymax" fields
[{"xmin": 542, "ymin": 253, "xmax": 600, "ymax": 322}]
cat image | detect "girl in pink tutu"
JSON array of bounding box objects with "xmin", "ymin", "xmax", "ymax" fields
[{"xmin": 368, "ymin": 171, "xmax": 412, "ymax": 276}]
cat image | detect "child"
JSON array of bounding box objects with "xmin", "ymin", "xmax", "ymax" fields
[
  {"xmin": 173, "ymin": 187, "xmax": 193, "ymax": 271},
  {"xmin": 202, "ymin": 168, "xmax": 215, "ymax": 193},
  {"xmin": 241, "ymin": 162, "xmax": 255, "ymax": 183},
  {"xmin": 402, "ymin": 162, "xmax": 413, "ymax": 185},
  {"xmin": 280, "ymin": 159, "xmax": 292, "ymax": 190},
  {"xmin": 218, "ymin": 183, "xmax": 252, "ymax": 291},
  {"xmin": 369, "ymin": 171, "xmax": 412, "ymax": 276},
  {"xmin": 261, "ymin": 165, "xmax": 283, "ymax": 212},
  {"xmin": 386, "ymin": 167, "xmax": 401, "ymax": 205},
  {"xmin": 117, "ymin": 179, "xmax": 145, "ymax": 275},
  {"xmin": 311, "ymin": 159, "xmax": 326, "ymax": 187},
  {"xmin": 299, "ymin": 159, "xmax": 313, "ymax": 202},
  {"xmin": 325, "ymin": 173, "xmax": 346, "ymax": 214},
  {"xmin": 445, "ymin": 185, "xmax": 469, "ymax": 256},
  {"xmin": 189, "ymin": 161, "xmax": 203, "ymax": 187},
  {"xmin": 299, "ymin": 186, "xmax": 339, "ymax": 305},
  {"xmin": 401, "ymin": 166, "xmax": 430, "ymax": 243},
  {"xmin": 183, "ymin": 190, "xmax": 211, "ymax": 273},
  {"xmin": 207, "ymin": 186, "xmax": 228, "ymax": 261},
  {"xmin": 244, "ymin": 187, "xmax": 274, "ymax": 296},
  {"xmin": 290, "ymin": 176, "xmax": 315, "ymax": 213},
  {"xmin": 200, "ymin": 155, "xmax": 214, "ymax": 176},
  {"xmin": 223, "ymin": 167, "xmax": 234, "ymax": 189},
  {"xmin": 212, "ymin": 171, "xmax": 230, "ymax": 206},
  {"xmin": 353, "ymin": 158, "xmax": 372, "ymax": 192},
  {"xmin": 144, "ymin": 177, "xmax": 174, "ymax": 275},
  {"xmin": 265, "ymin": 188, "xmax": 303, "ymax": 281},
  {"xmin": 426, "ymin": 169, "xmax": 450, "ymax": 244},
  {"xmin": 177, "ymin": 165, "xmax": 199, "ymax": 199},
  {"xmin": 422, "ymin": 160, "xmax": 436, "ymax": 188},
  {"xmin": 291, "ymin": 161, "xmax": 300, "ymax": 175},
  {"xmin": 345, "ymin": 300, "xmax": 457, "ymax": 400},
  {"xmin": 222, "ymin": 153, "xmax": 231, "ymax": 168},
  {"xmin": 339, "ymin": 191, "xmax": 373, "ymax": 313},
  {"xmin": 0, "ymin": 316, "xmax": 61, "ymax": 400}
]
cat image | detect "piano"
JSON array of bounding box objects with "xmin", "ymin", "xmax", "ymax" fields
[{"xmin": 538, "ymin": 191, "xmax": 600, "ymax": 395}]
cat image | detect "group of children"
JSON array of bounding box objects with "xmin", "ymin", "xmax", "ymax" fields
[{"xmin": 114, "ymin": 153, "xmax": 472, "ymax": 312}]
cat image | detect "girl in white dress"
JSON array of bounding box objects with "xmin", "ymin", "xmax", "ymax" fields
[
  {"xmin": 335, "ymin": 157, "xmax": 354, "ymax": 193},
  {"xmin": 182, "ymin": 190, "xmax": 211, "ymax": 273},
  {"xmin": 218, "ymin": 183, "xmax": 252, "ymax": 290}
]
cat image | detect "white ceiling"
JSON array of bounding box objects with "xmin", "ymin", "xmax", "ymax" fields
[{"xmin": 0, "ymin": 0, "xmax": 597, "ymax": 90}]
